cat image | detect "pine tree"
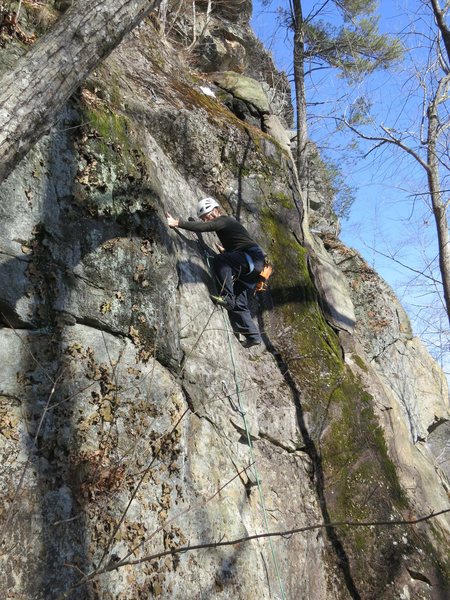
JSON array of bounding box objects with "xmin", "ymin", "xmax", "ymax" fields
[{"xmin": 263, "ymin": 0, "xmax": 402, "ymax": 191}]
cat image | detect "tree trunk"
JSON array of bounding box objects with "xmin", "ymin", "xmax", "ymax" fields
[
  {"xmin": 292, "ymin": 0, "xmax": 308, "ymax": 192},
  {"xmin": 0, "ymin": 0, "xmax": 162, "ymax": 185},
  {"xmin": 430, "ymin": 0, "xmax": 450, "ymax": 65},
  {"xmin": 427, "ymin": 1, "xmax": 450, "ymax": 324},
  {"xmin": 427, "ymin": 95, "xmax": 450, "ymax": 325}
]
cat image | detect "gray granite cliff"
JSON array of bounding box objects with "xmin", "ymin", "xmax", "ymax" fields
[{"xmin": 0, "ymin": 2, "xmax": 449, "ymax": 598}]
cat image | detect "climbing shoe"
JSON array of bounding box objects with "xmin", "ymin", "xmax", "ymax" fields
[
  {"xmin": 210, "ymin": 294, "xmax": 234, "ymax": 310},
  {"xmin": 241, "ymin": 338, "xmax": 261, "ymax": 349}
]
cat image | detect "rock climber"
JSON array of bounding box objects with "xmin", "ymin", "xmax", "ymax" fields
[{"xmin": 166, "ymin": 197, "xmax": 265, "ymax": 348}]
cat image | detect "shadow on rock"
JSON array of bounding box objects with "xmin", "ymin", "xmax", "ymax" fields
[{"xmin": 0, "ymin": 117, "xmax": 178, "ymax": 598}]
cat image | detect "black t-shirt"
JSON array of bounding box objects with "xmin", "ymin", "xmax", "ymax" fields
[{"xmin": 178, "ymin": 215, "xmax": 258, "ymax": 252}]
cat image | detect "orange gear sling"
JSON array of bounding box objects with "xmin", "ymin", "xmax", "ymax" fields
[{"xmin": 254, "ymin": 259, "xmax": 273, "ymax": 294}]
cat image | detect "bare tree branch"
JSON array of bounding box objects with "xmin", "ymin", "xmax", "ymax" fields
[
  {"xmin": 60, "ymin": 463, "xmax": 257, "ymax": 599},
  {"xmin": 100, "ymin": 507, "xmax": 450, "ymax": 572},
  {"xmin": 337, "ymin": 117, "xmax": 430, "ymax": 171},
  {"xmin": 112, "ymin": 462, "xmax": 255, "ymax": 567},
  {"xmin": 380, "ymin": 126, "xmax": 430, "ymax": 171},
  {"xmin": 367, "ymin": 247, "xmax": 443, "ymax": 285}
]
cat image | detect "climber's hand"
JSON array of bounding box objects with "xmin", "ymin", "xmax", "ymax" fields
[
  {"xmin": 166, "ymin": 213, "xmax": 179, "ymax": 228},
  {"xmin": 216, "ymin": 243, "xmax": 225, "ymax": 253}
]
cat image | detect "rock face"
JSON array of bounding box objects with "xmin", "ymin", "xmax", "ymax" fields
[
  {"xmin": 0, "ymin": 3, "xmax": 449, "ymax": 600},
  {"xmin": 212, "ymin": 71, "xmax": 271, "ymax": 113}
]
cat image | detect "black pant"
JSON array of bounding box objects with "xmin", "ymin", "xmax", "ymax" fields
[{"xmin": 213, "ymin": 247, "xmax": 265, "ymax": 342}]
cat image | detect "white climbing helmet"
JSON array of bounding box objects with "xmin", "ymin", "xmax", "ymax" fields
[{"xmin": 197, "ymin": 197, "xmax": 220, "ymax": 218}]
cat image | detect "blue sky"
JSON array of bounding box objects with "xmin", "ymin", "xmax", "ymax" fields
[{"xmin": 251, "ymin": 0, "xmax": 449, "ymax": 371}]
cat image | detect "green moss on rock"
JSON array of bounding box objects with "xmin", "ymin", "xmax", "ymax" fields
[
  {"xmin": 262, "ymin": 207, "xmax": 343, "ymax": 403},
  {"xmin": 323, "ymin": 382, "xmax": 408, "ymax": 517},
  {"xmin": 269, "ymin": 191, "xmax": 294, "ymax": 209},
  {"xmin": 261, "ymin": 204, "xmax": 416, "ymax": 595},
  {"xmin": 74, "ymin": 94, "xmax": 153, "ymax": 216},
  {"xmin": 351, "ymin": 353, "xmax": 369, "ymax": 372},
  {"xmin": 83, "ymin": 105, "xmax": 132, "ymax": 164}
]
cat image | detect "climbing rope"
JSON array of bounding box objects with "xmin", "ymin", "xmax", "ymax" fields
[
  {"xmin": 203, "ymin": 252, "xmax": 287, "ymax": 600},
  {"xmin": 173, "ymin": 229, "xmax": 286, "ymax": 598},
  {"xmin": 220, "ymin": 307, "xmax": 287, "ymax": 600}
]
